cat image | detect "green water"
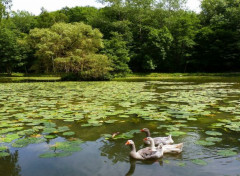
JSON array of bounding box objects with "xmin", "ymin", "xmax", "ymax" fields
[{"xmin": 0, "ymin": 78, "xmax": 240, "ymax": 176}]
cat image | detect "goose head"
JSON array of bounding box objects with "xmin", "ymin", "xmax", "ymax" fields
[
  {"xmin": 125, "ymin": 140, "xmax": 134, "ymax": 146},
  {"xmin": 167, "ymin": 134, "xmax": 174, "ymax": 144},
  {"xmin": 140, "ymin": 128, "xmax": 149, "ymax": 133}
]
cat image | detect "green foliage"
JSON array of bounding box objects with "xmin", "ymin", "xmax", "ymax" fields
[
  {"xmin": 0, "ymin": 26, "xmax": 27, "ymax": 74},
  {"xmin": 36, "ymin": 8, "xmax": 68, "ymax": 28},
  {"xmin": 60, "ymin": 6, "xmax": 98, "ymax": 24},
  {"xmin": 103, "ymin": 32, "xmax": 131, "ymax": 76},
  {"xmin": 11, "ymin": 10, "xmax": 37, "ymax": 33},
  {"xmin": 29, "ymin": 22, "xmax": 112, "ymax": 79},
  {"xmin": 1, "ymin": 0, "xmax": 240, "ymax": 74},
  {"xmin": 193, "ymin": 0, "xmax": 240, "ymax": 72},
  {"xmin": 56, "ymin": 55, "xmax": 112, "ymax": 80}
]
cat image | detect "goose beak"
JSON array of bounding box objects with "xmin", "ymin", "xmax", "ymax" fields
[
  {"xmin": 143, "ymin": 137, "xmax": 148, "ymax": 141},
  {"xmin": 125, "ymin": 141, "xmax": 130, "ymax": 145},
  {"xmin": 140, "ymin": 129, "xmax": 144, "ymax": 132}
]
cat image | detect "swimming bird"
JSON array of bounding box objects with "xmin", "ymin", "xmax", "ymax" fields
[
  {"xmin": 125, "ymin": 138, "xmax": 163, "ymax": 160},
  {"xmin": 161, "ymin": 143, "xmax": 183, "ymax": 154},
  {"xmin": 140, "ymin": 128, "xmax": 174, "ymax": 145}
]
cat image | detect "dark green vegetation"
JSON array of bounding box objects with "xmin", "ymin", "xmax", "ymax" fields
[
  {"xmin": 1, "ymin": 0, "xmax": 240, "ymax": 80},
  {"xmin": 0, "ymin": 79, "xmax": 240, "ymax": 175}
]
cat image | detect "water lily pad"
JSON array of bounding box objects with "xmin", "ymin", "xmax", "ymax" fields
[
  {"xmin": 44, "ymin": 135, "xmax": 57, "ymax": 139},
  {"xmin": 195, "ymin": 140, "xmax": 215, "ymax": 146},
  {"xmin": 177, "ymin": 162, "xmax": 186, "ymax": 167},
  {"xmin": 0, "ymin": 152, "xmax": 10, "ymax": 157},
  {"xmin": 217, "ymin": 150, "xmax": 238, "ymax": 157},
  {"xmin": 113, "ymin": 130, "xmax": 140, "ymax": 139},
  {"xmin": 2, "ymin": 134, "xmax": 20, "ymax": 143},
  {"xmin": 62, "ymin": 132, "xmax": 75, "ymax": 136},
  {"xmin": 105, "ymin": 120, "xmax": 118, "ymax": 124},
  {"xmin": 163, "ymin": 160, "xmax": 170, "ymax": 164},
  {"xmin": 205, "ymin": 131, "xmax": 222, "ymax": 136},
  {"xmin": 58, "ymin": 126, "xmax": 70, "ymax": 132},
  {"xmin": 42, "ymin": 128, "xmax": 58, "ymax": 134},
  {"xmin": 166, "ymin": 131, "xmax": 186, "ymax": 137},
  {"xmin": 191, "ymin": 159, "xmax": 207, "ymax": 166},
  {"xmin": 39, "ymin": 152, "xmax": 72, "ymax": 158},
  {"xmin": 12, "ymin": 137, "xmax": 46, "ymax": 148},
  {"xmin": 205, "ymin": 137, "xmax": 222, "ymax": 142},
  {"xmin": 0, "ymin": 145, "xmax": 8, "ymax": 151}
]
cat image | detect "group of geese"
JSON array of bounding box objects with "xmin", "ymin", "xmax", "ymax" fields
[{"xmin": 125, "ymin": 128, "xmax": 183, "ymax": 160}]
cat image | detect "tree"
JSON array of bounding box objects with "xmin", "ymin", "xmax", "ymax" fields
[
  {"xmin": 103, "ymin": 32, "xmax": 131, "ymax": 76},
  {"xmin": 165, "ymin": 11, "xmax": 200, "ymax": 72},
  {"xmin": 36, "ymin": 8, "xmax": 68, "ymax": 28},
  {"xmin": 60, "ymin": 6, "xmax": 98, "ymax": 24},
  {"xmin": 192, "ymin": 0, "xmax": 240, "ymax": 72},
  {"xmin": 11, "ymin": 10, "xmax": 37, "ymax": 33},
  {"xmin": 55, "ymin": 54, "xmax": 112, "ymax": 80},
  {"xmin": 0, "ymin": 26, "xmax": 26, "ymax": 74},
  {"xmin": 142, "ymin": 26, "xmax": 173, "ymax": 71},
  {"xmin": 29, "ymin": 22, "xmax": 112, "ymax": 80}
]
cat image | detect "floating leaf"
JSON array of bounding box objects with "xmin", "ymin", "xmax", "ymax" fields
[
  {"xmin": 105, "ymin": 120, "xmax": 118, "ymax": 124},
  {"xmin": 177, "ymin": 162, "xmax": 186, "ymax": 167},
  {"xmin": 39, "ymin": 152, "xmax": 72, "ymax": 158},
  {"xmin": 0, "ymin": 152, "xmax": 10, "ymax": 157},
  {"xmin": 166, "ymin": 131, "xmax": 186, "ymax": 137},
  {"xmin": 12, "ymin": 137, "xmax": 46, "ymax": 148},
  {"xmin": 217, "ymin": 150, "xmax": 238, "ymax": 157},
  {"xmin": 62, "ymin": 132, "xmax": 75, "ymax": 136},
  {"xmin": 191, "ymin": 159, "xmax": 208, "ymax": 166},
  {"xmin": 44, "ymin": 135, "xmax": 57, "ymax": 139},
  {"xmin": 0, "ymin": 145, "xmax": 8, "ymax": 151},
  {"xmin": 2, "ymin": 134, "xmax": 20, "ymax": 143},
  {"xmin": 205, "ymin": 131, "xmax": 222, "ymax": 136},
  {"xmin": 195, "ymin": 140, "xmax": 215, "ymax": 146},
  {"xmin": 205, "ymin": 137, "xmax": 222, "ymax": 142}
]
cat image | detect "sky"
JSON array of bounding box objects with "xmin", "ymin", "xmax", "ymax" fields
[{"xmin": 11, "ymin": 0, "xmax": 201, "ymax": 15}]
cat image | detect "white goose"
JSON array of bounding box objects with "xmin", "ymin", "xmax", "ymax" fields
[
  {"xmin": 160, "ymin": 143, "xmax": 183, "ymax": 154},
  {"xmin": 125, "ymin": 138, "xmax": 163, "ymax": 160},
  {"xmin": 141, "ymin": 128, "xmax": 174, "ymax": 145}
]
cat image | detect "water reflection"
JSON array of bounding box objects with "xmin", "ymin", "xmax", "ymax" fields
[
  {"xmin": 0, "ymin": 150, "xmax": 21, "ymax": 176},
  {"xmin": 125, "ymin": 153, "xmax": 184, "ymax": 176}
]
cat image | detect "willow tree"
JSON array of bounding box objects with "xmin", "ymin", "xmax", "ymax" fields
[{"xmin": 29, "ymin": 22, "xmax": 112, "ymax": 80}]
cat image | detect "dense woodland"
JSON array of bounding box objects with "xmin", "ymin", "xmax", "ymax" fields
[{"xmin": 0, "ymin": 0, "xmax": 240, "ymax": 79}]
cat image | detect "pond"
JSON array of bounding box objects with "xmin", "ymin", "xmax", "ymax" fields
[{"xmin": 0, "ymin": 78, "xmax": 240, "ymax": 176}]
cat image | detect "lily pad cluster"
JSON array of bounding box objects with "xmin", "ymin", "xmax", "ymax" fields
[
  {"xmin": 0, "ymin": 145, "xmax": 10, "ymax": 157},
  {"xmin": 0, "ymin": 80, "xmax": 240, "ymax": 160},
  {"xmin": 39, "ymin": 139, "xmax": 83, "ymax": 158}
]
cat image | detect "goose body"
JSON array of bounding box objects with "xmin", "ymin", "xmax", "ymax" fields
[
  {"xmin": 141, "ymin": 128, "xmax": 174, "ymax": 145},
  {"xmin": 161, "ymin": 143, "xmax": 183, "ymax": 154},
  {"xmin": 125, "ymin": 138, "xmax": 163, "ymax": 160}
]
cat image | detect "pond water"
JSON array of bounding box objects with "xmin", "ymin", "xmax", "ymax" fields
[{"xmin": 0, "ymin": 78, "xmax": 240, "ymax": 176}]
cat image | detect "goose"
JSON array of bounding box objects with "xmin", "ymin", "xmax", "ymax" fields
[
  {"xmin": 160, "ymin": 143, "xmax": 183, "ymax": 154},
  {"xmin": 140, "ymin": 128, "xmax": 174, "ymax": 145},
  {"xmin": 125, "ymin": 138, "xmax": 163, "ymax": 160}
]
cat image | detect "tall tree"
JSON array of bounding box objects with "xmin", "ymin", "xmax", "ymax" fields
[
  {"xmin": 29, "ymin": 22, "xmax": 112, "ymax": 80},
  {"xmin": 11, "ymin": 11, "xmax": 37, "ymax": 33},
  {"xmin": 0, "ymin": 26, "xmax": 26, "ymax": 74},
  {"xmin": 103, "ymin": 32, "xmax": 131, "ymax": 76},
  {"xmin": 192, "ymin": 0, "xmax": 240, "ymax": 72}
]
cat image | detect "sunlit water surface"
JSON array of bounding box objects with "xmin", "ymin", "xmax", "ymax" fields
[{"xmin": 0, "ymin": 77, "xmax": 240, "ymax": 176}]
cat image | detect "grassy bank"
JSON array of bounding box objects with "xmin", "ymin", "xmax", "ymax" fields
[
  {"xmin": 0, "ymin": 73, "xmax": 61, "ymax": 83},
  {"xmin": 125, "ymin": 72, "xmax": 240, "ymax": 77},
  {"xmin": 1, "ymin": 72, "xmax": 240, "ymax": 83}
]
